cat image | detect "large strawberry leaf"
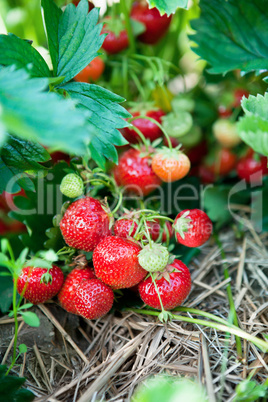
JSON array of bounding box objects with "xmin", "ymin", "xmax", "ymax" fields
[
  {"xmin": 190, "ymin": 0, "xmax": 268, "ymax": 75},
  {"xmin": 10, "ymin": 162, "xmax": 68, "ymax": 252},
  {"xmin": 0, "ymin": 33, "xmax": 50, "ymax": 78},
  {"xmin": 0, "ymin": 135, "xmax": 50, "ymax": 194},
  {"xmin": 237, "ymin": 93, "xmax": 268, "ymax": 156},
  {"xmin": 61, "ymin": 82, "xmax": 130, "ymax": 167},
  {"xmin": 147, "ymin": 0, "xmax": 188, "ymax": 15},
  {"xmin": 0, "ymin": 366, "xmax": 35, "ymax": 402},
  {"xmin": 0, "ymin": 66, "xmax": 92, "ymax": 155},
  {"xmin": 42, "ymin": 0, "xmax": 105, "ymax": 83}
]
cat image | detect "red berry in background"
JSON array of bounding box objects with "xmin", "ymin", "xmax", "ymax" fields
[
  {"xmin": 74, "ymin": 57, "xmax": 105, "ymax": 83},
  {"xmin": 74, "ymin": 279, "xmax": 114, "ymax": 319},
  {"xmin": 218, "ymin": 105, "xmax": 232, "ymax": 119},
  {"xmin": 174, "ymin": 209, "xmax": 213, "ymax": 248},
  {"xmin": 131, "ymin": 1, "xmax": 172, "ymax": 45},
  {"xmin": 214, "ymin": 148, "xmax": 237, "ymax": 175},
  {"xmin": 113, "ymin": 148, "xmax": 162, "ymax": 196},
  {"xmin": 93, "ymin": 236, "xmax": 147, "ymax": 289},
  {"xmin": 58, "ymin": 267, "xmax": 95, "ymax": 314},
  {"xmin": 233, "ymin": 88, "xmax": 249, "ymax": 108},
  {"xmin": 102, "ymin": 24, "xmax": 129, "ymax": 54},
  {"xmin": 60, "ymin": 197, "xmax": 112, "ymax": 252},
  {"xmin": 236, "ymin": 153, "xmax": 268, "ymax": 183},
  {"xmin": 201, "ymin": 148, "xmax": 236, "ymax": 182},
  {"xmin": 113, "ymin": 217, "xmax": 161, "ymax": 241},
  {"xmin": 123, "ymin": 109, "xmax": 165, "ymax": 143},
  {"xmin": 138, "ymin": 259, "xmax": 191, "ymax": 310},
  {"xmin": 186, "ymin": 140, "xmax": 208, "ymax": 165},
  {"xmin": 17, "ymin": 265, "xmax": 64, "ymax": 304}
]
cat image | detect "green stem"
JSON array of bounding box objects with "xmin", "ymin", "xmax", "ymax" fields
[
  {"xmin": 5, "ymin": 277, "xmax": 19, "ymax": 375},
  {"xmin": 132, "ymin": 115, "xmax": 173, "ymax": 150},
  {"xmin": 111, "ymin": 191, "xmax": 123, "ymax": 215},
  {"xmin": 172, "ymin": 306, "xmax": 232, "ymax": 327},
  {"xmin": 214, "ymin": 234, "xmax": 243, "ymax": 359},
  {"xmin": 120, "ymin": 0, "xmax": 135, "ymax": 54},
  {"xmin": 150, "ymin": 274, "xmax": 165, "ymax": 313},
  {"xmin": 128, "ymin": 309, "xmax": 268, "ymax": 352}
]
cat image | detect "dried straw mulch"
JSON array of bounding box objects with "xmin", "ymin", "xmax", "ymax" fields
[{"xmin": 0, "ymin": 221, "xmax": 267, "ymax": 401}]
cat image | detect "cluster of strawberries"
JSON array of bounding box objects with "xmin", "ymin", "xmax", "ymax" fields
[{"xmin": 17, "ymin": 196, "xmax": 212, "ymax": 320}]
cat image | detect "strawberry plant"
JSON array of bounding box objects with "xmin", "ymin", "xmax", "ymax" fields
[{"xmin": 1, "ymin": 0, "xmax": 268, "ymax": 399}]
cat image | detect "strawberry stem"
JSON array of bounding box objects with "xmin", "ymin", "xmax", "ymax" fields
[
  {"xmin": 111, "ymin": 191, "xmax": 123, "ymax": 215},
  {"xmin": 127, "ymin": 308, "xmax": 268, "ymax": 352},
  {"xmin": 150, "ymin": 272, "xmax": 166, "ymax": 315},
  {"xmin": 133, "ymin": 115, "xmax": 173, "ymax": 150}
]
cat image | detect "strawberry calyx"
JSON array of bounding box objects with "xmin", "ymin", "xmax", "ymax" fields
[
  {"xmin": 26, "ymin": 249, "xmax": 59, "ymax": 285},
  {"xmin": 148, "ymin": 262, "xmax": 181, "ymax": 283},
  {"xmin": 154, "ymin": 146, "xmax": 184, "ymax": 161},
  {"xmin": 173, "ymin": 210, "xmax": 192, "ymax": 239},
  {"xmin": 102, "ymin": 16, "xmax": 126, "ymax": 38}
]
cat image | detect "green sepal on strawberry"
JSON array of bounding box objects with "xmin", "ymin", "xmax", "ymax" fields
[{"xmin": 17, "ymin": 264, "xmax": 64, "ymax": 304}]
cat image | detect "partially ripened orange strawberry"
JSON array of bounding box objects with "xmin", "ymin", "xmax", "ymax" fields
[{"xmin": 152, "ymin": 147, "xmax": 191, "ymax": 182}]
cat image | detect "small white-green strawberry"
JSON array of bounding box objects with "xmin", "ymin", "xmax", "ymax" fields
[
  {"xmin": 60, "ymin": 173, "xmax": 84, "ymax": 198},
  {"xmin": 138, "ymin": 242, "xmax": 169, "ymax": 272}
]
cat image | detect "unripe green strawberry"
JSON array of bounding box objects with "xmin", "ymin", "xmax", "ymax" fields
[
  {"xmin": 138, "ymin": 242, "xmax": 169, "ymax": 272},
  {"xmin": 60, "ymin": 174, "xmax": 84, "ymax": 198}
]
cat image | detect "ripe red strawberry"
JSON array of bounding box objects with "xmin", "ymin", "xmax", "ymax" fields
[
  {"xmin": 59, "ymin": 197, "xmax": 112, "ymax": 252},
  {"xmin": 174, "ymin": 209, "xmax": 213, "ymax": 248},
  {"xmin": 122, "ymin": 109, "xmax": 165, "ymax": 143},
  {"xmin": 17, "ymin": 265, "xmax": 64, "ymax": 304},
  {"xmin": 236, "ymin": 152, "xmax": 268, "ymax": 183},
  {"xmin": 131, "ymin": 1, "xmax": 172, "ymax": 45},
  {"xmin": 138, "ymin": 260, "xmax": 191, "ymax": 310},
  {"xmin": 113, "ymin": 217, "xmax": 160, "ymax": 241},
  {"xmin": 101, "ymin": 19, "xmax": 129, "ymax": 54},
  {"xmin": 58, "ymin": 267, "xmax": 95, "ymax": 314},
  {"xmin": 93, "ymin": 236, "xmax": 147, "ymax": 289},
  {"xmin": 113, "ymin": 148, "xmax": 162, "ymax": 196},
  {"xmin": 74, "ymin": 279, "xmax": 114, "ymax": 319}
]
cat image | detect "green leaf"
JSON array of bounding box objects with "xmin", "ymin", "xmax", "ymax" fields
[
  {"xmin": 0, "ymin": 268, "xmax": 13, "ymax": 313},
  {"xmin": 0, "ymin": 365, "xmax": 35, "ymax": 402},
  {"xmin": 237, "ymin": 93, "xmax": 268, "ymax": 156},
  {"xmin": 61, "ymin": 82, "xmax": 130, "ymax": 166},
  {"xmin": 18, "ymin": 303, "xmax": 33, "ymax": 311},
  {"xmin": 21, "ymin": 311, "xmax": 40, "ymax": 327},
  {"xmin": 0, "ymin": 66, "xmax": 91, "ymax": 156},
  {"xmin": 10, "ymin": 162, "xmax": 69, "ymax": 252},
  {"xmin": 234, "ymin": 379, "xmax": 267, "ymax": 402},
  {"xmin": 147, "ymin": 0, "xmax": 188, "ymax": 15},
  {"xmin": 203, "ymin": 186, "xmax": 250, "ymax": 229},
  {"xmin": 0, "ymin": 33, "xmax": 50, "ymax": 78},
  {"xmin": 190, "ymin": 0, "xmax": 268, "ymax": 75},
  {"xmin": 41, "ymin": 0, "xmax": 63, "ymax": 75},
  {"xmin": 0, "ymin": 134, "xmax": 50, "ymax": 194},
  {"xmin": 56, "ymin": 1, "xmax": 105, "ymax": 83},
  {"xmin": 18, "ymin": 344, "xmax": 27, "ymax": 354}
]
